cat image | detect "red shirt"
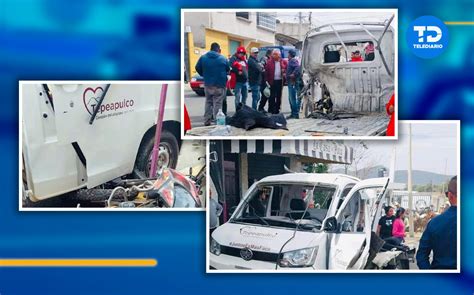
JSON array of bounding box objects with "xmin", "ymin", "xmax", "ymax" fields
[{"xmin": 386, "ymin": 94, "xmax": 395, "ymax": 136}]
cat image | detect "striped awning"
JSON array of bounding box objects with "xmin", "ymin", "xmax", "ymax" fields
[{"xmin": 222, "ymin": 140, "xmax": 353, "ymax": 165}]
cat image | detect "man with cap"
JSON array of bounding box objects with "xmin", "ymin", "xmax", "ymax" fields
[
  {"xmin": 416, "ymin": 176, "xmax": 458, "ymax": 269},
  {"xmin": 286, "ymin": 49, "xmax": 301, "ymax": 119},
  {"xmin": 248, "ymin": 47, "xmax": 264, "ymax": 110},
  {"xmin": 195, "ymin": 42, "xmax": 230, "ymax": 126},
  {"xmin": 229, "ymin": 46, "xmax": 249, "ymax": 109}
]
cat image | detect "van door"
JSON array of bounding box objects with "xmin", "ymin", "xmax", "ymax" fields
[
  {"xmin": 327, "ymin": 177, "xmax": 389, "ymax": 269},
  {"xmin": 50, "ymin": 84, "xmax": 161, "ymax": 188}
]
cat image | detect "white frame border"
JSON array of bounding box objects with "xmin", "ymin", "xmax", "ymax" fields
[
  {"xmin": 19, "ymin": 80, "xmax": 206, "ymax": 212},
  {"xmin": 205, "ymin": 120, "xmax": 461, "ymax": 273},
  {"xmin": 180, "ymin": 8, "xmax": 399, "ymax": 141}
]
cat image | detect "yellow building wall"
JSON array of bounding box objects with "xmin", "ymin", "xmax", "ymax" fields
[
  {"xmin": 187, "ymin": 29, "xmax": 262, "ymax": 77},
  {"xmin": 187, "ymin": 32, "xmax": 205, "ymax": 78},
  {"xmin": 205, "ymin": 29, "xmax": 230, "ymax": 57}
]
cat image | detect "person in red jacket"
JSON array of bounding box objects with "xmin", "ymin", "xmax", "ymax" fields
[
  {"xmin": 350, "ymin": 50, "xmax": 363, "ymax": 62},
  {"xmin": 264, "ymin": 49, "xmax": 287, "ymax": 114},
  {"xmin": 386, "ymin": 94, "xmax": 395, "ymax": 136},
  {"xmin": 229, "ymin": 46, "xmax": 248, "ymax": 110}
]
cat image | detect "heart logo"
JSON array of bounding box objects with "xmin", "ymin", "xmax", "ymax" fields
[{"xmin": 83, "ymin": 87, "xmax": 104, "ymax": 115}]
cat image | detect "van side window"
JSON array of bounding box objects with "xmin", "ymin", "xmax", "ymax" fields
[
  {"xmin": 323, "ymin": 41, "xmax": 375, "ymax": 63},
  {"xmin": 340, "ymin": 192, "xmax": 366, "ymax": 233},
  {"xmin": 337, "ymin": 185, "xmax": 354, "ymax": 210}
]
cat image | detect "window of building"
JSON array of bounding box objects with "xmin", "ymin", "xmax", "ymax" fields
[
  {"xmin": 257, "ymin": 12, "xmax": 276, "ymax": 31},
  {"xmin": 236, "ymin": 12, "xmax": 250, "ymax": 20}
]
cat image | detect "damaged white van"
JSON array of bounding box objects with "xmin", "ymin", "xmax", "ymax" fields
[
  {"xmin": 209, "ymin": 173, "xmax": 391, "ymax": 270},
  {"xmin": 21, "ymin": 82, "xmax": 183, "ymax": 202}
]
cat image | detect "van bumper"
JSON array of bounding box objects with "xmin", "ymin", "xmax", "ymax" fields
[{"xmin": 209, "ymin": 253, "xmax": 315, "ymax": 271}]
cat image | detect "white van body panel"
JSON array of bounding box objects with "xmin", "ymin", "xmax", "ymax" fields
[{"xmin": 210, "ymin": 173, "xmax": 360, "ymax": 270}]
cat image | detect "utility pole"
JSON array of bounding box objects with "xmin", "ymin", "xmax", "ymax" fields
[
  {"xmin": 309, "ymin": 12, "xmax": 312, "ymax": 29},
  {"xmin": 408, "ymin": 123, "xmax": 414, "ymax": 238},
  {"xmin": 298, "ymin": 12, "xmax": 303, "ymax": 41}
]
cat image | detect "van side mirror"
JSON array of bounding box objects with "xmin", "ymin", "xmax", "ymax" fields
[{"xmin": 323, "ymin": 216, "xmax": 338, "ymax": 232}]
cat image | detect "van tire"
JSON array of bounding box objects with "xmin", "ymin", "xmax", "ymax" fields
[{"xmin": 134, "ymin": 130, "xmax": 179, "ymax": 178}]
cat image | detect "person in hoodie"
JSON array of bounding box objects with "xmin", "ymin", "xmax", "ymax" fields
[
  {"xmin": 258, "ymin": 49, "xmax": 272, "ymax": 113},
  {"xmin": 195, "ymin": 42, "xmax": 230, "ymax": 126},
  {"xmin": 286, "ymin": 49, "xmax": 301, "ymax": 119},
  {"xmin": 229, "ymin": 46, "xmax": 249, "ymax": 110},
  {"xmin": 264, "ymin": 49, "xmax": 287, "ymax": 114},
  {"xmin": 248, "ymin": 47, "xmax": 264, "ymax": 110}
]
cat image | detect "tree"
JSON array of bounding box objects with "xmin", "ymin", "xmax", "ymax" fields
[{"xmin": 303, "ymin": 163, "xmax": 329, "ymax": 173}]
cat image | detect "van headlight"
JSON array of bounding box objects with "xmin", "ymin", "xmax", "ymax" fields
[
  {"xmin": 279, "ymin": 247, "xmax": 318, "ymax": 267},
  {"xmin": 210, "ymin": 238, "xmax": 221, "ymax": 256}
]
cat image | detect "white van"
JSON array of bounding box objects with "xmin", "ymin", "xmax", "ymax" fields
[
  {"xmin": 209, "ymin": 173, "xmax": 390, "ymax": 270},
  {"xmin": 21, "ymin": 82, "xmax": 182, "ymax": 202}
]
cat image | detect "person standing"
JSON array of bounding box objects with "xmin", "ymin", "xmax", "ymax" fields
[
  {"xmin": 386, "ymin": 94, "xmax": 395, "ymax": 136},
  {"xmin": 416, "ymin": 176, "xmax": 457, "ymax": 269},
  {"xmin": 258, "ymin": 49, "xmax": 272, "ymax": 113},
  {"xmin": 365, "ymin": 42, "xmax": 375, "ymax": 61},
  {"xmin": 264, "ymin": 49, "xmax": 286, "ymax": 114},
  {"xmin": 248, "ymin": 47, "xmax": 264, "ymax": 110},
  {"xmin": 209, "ymin": 194, "xmax": 223, "ymax": 237},
  {"xmin": 377, "ymin": 206, "xmax": 396, "ymax": 239},
  {"xmin": 286, "ymin": 49, "xmax": 301, "ymax": 119},
  {"xmin": 195, "ymin": 42, "xmax": 229, "ymax": 126},
  {"xmin": 391, "ymin": 207, "xmax": 406, "ymax": 245},
  {"xmin": 229, "ymin": 46, "xmax": 248, "ymax": 109}
]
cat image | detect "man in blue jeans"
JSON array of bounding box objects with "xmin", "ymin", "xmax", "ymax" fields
[
  {"xmin": 229, "ymin": 46, "xmax": 248, "ymax": 110},
  {"xmin": 195, "ymin": 42, "xmax": 229, "ymax": 126},
  {"xmin": 247, "ymin": 47, "xmax": 264, "ymax": 110},
  {"xmin": 416, "ymin": 176, "xmax": 458, "ymax": 269},
  {"xmin": 286, "ymin": 49, "xmax": 301, "ymax": 119}
]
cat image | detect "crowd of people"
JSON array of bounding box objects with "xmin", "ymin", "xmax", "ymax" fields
[
  {"xmin": 195, "ymin": 42, "xmax": 302, "ymax": 126},
  {"xmin": 376, "ymin": 176, "xmax": 457, "ymax": 269}
]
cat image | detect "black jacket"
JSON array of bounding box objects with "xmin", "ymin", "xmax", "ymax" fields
[
  {"xmin": 248, "ymin": 55, "xmax": 263, "ymax": 85},
  {"xmin": 229, "ymin": 55, "xmax": 248, "ymax": 83}
]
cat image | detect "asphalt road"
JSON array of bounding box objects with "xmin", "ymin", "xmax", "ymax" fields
[{"xmin": 184, "ymin": 84, "xmax": 292, "ymax": 127}]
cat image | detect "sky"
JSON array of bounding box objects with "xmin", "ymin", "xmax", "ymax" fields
[
  {"xmin": 276, "ymin": 10, "xmax": 398, "ymax": 28},
  {"xmin": 331, "ymin": 122, "xmax": 458, "ymax": 176}
]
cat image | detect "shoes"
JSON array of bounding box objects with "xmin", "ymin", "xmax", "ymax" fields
[
  {"xmin": 204, "ymin": 120, "xmax": 212, "ymax": 126},
  {"xmin": 285, "ymin": 115, "xmax": 299, "ymax": 120}
]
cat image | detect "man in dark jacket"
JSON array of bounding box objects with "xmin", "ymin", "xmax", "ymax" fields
[
  {"xmin": 248, "ymin": 47, "xmax": 264, "ymax": 110},
  {"xmin": 229, "ymin": 46, "xmax": 248, "ymax": 110},
  {"xmin": 258, "ymin": 49, "xmax": 272, "ymax": 113},
  {"xmin": 195, "ymin": 42, "xmax": 229, "ymax": 126},
  {"xmin": 416, "ymin": 176, "xmax": 458, "ymax": 269},
  {"xmin": 286, "ymin": 49, "xmax": 301, "ymax": 119}
]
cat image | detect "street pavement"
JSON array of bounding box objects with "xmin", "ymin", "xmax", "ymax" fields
[{"xmin": 184, "ymin": 84, "xmax": 292, "ymax": 127}]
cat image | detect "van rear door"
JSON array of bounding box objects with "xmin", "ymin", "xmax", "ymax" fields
[{"xmin": 327, "ymin": 177, "xmax": 389, "ymax": 269}]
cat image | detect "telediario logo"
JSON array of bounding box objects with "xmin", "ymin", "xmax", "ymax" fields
[{"xmin": 407, "ymin": 15, "xmax": 449, "ymax": 58}]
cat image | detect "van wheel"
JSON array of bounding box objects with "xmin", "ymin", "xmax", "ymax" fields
[{"xmin": 134, "ymin": 130, "xmax": 179, "ymax": 178}]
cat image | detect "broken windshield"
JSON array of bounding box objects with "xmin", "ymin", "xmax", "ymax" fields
[{"xmin": 231, "ymin": 183, "xmax": 337, "ymax": 231}]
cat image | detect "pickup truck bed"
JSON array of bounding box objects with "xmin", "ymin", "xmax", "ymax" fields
[{"xmin": 187, "ymin": 113, "xmax": 389, "ymax": 137}]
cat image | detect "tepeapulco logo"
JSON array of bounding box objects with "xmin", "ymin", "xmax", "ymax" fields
[
  {"xmin": 83, "ymin": 87, "xmax": 135, "ymax": 116},
  {"xmin": 406, "ymin": 15, "xmax": 449, "ymax": 59}
]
